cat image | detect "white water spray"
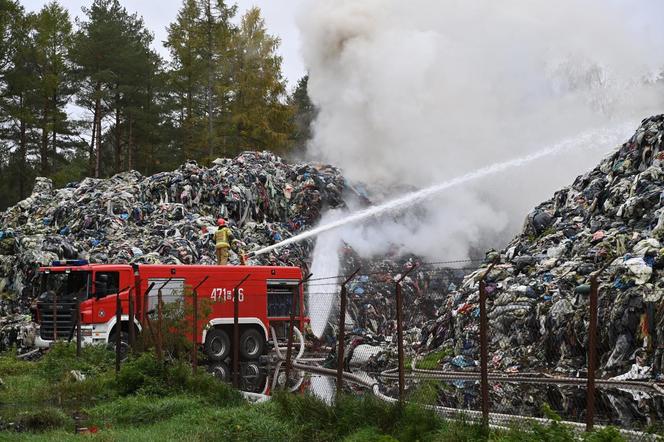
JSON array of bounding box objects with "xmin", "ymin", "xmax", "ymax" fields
[
  {"xmin": 307, "ymin": 211, "xmax": 343, "ymax": 337},
  {"xmin": 252, "ymin": 124, "xmax": 631, "ymax": 258}
]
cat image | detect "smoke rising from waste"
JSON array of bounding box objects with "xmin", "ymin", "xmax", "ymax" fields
[{"xmin": 297, "ymin": 0, "xmax": 664, "ymax": 259}]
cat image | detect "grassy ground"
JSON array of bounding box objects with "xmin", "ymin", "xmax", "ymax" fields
[
  {"xmin": 0, "ymin": 344, "xmax": 630, "ymax": 441},
  {"xmin": 414, "ymin": 347, "xmax": 453, "ymax": 370}
]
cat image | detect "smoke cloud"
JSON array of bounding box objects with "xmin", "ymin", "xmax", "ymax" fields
[{"xmin": 298, "ymin": 0, "xmax": 664, "ymax": 260}]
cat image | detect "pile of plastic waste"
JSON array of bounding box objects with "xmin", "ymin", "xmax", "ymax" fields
[
  {"xmin": 0, "ymin": 151, "xmax": 345, "ymax": 349},
  {"xmin": 420, "ymin": 115, "xmax": 664, "ymax": 378}
]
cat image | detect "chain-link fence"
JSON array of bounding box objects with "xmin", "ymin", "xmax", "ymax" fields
[{"xmin": 60, "ymin": 259, "xmax": 664, "ymax": 438}]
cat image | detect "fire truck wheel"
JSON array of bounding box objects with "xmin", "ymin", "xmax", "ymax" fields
[
  {"xmin": 205, "ymin": 329, "xmax": 231, "ymax": 362},
  {"xmin": 108, "ymin": 331, "xmax": 130, "ymax": 360},
  {"xmin": 240, "ymin": 329, "xmax": 265, "ymax": 360},
  {"xmin": 208, "ymin": 362, "xmax": 231, "ymax": 382}
]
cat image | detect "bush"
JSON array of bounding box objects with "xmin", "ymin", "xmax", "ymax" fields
[
  {"xmin": 13, "ymin": 407, "xmax": 68, "ymax": 433},
  {"xmin": 272, "ymin": 392, "xmax": 444, "ymax": 441},
  {"xmin": 0, "ymin": 354, "xmax": 35, "ymax": 377},
  {"xmin": 582, "ymin": 427, "xmax": 625, "ymax": 442},
  {"xmin": 89, "ymin": 395, "xmax": 203, "ymax": 427},
  {"xmin": 37, "ymin": 342, "xmax": 114, "ymax": 382},
  {"xmin": 115, "ymin": 353, "xmax": 165, "ymax": 396},
  {"xmin": 114, "ymin": 352, "xmax": 241, "ymax": 405},
  {"xmin": 50, "ymin": 371, "xmax": 116, "ymax": 405}
]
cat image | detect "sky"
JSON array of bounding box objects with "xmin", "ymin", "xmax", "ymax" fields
[{"xmin": 21, "ymin": 0, "xmax": 307, "ymax": 88}]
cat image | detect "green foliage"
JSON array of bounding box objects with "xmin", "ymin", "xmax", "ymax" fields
[
  {"xmin": 343, "ymin": 427, "xmax": 399, "ymax": 442},
  {"xmin": 271, "ymin": 392, "xmax": 443, "ymax": 442},
  {"xmin": 582, "ymin": 426, "xmax": 625, "ymax": 442},
  {"xmin": 0, "ymin": 0, "xmax": 310, "ymax": 210},
  {"xmin": 37, "ymin": 341, "xmax": 114, "ymax": 382},
  {"xmin": 228, "ymin": 7, "xmax": 293, "ymax": 153},
  {"xmin": 115, "ymin": 352, "xmax": 241, "ymax": 404},
  {"xmin": 407, "ymin": 380, "xmax": 440, "ymax": 406},
  {"xmin": 288, "ymin": 75, "xmax": 317, "ymax": 156},
  {"xmin": 0, "ymin": 350, "xmax": 637, "ymax": 442},
  {"xmin": 13, "ymin": 407, "xmax": 68, "ymax": 433},
  {"xmin": 88, "ymin": 395, "xmax": 202, "ymax": 426},
  {"xmin": 0, "ymin": 353, "xmax": 35, "ymax": 376},
  {"xmin": 415, "ymin": 347, "xmax": 453, "ymax": 370},
  {"xmin": 115, "ymin": 352, "xmax": 166, "ymax": 395}
]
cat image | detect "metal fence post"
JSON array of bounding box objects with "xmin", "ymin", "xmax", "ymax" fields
[
  {"xmin": 191, "ymin": 277, "xmax": 209, "ymax": 376},
  {"xmin": 155, "ymin": 279, "xmax": 172, "ymax": 363},
  {"xmin": 192, "ymin": 288, "xmax": 198, "ymax": 374},
  {"xmin": 128, "ymin": 288, "xmax": 135, "ymax": 350},
  {"xmin": 115, "ymin": 292, "xmax": 122, "ymax": 374},
  {"xmin": 233, "ymin": 274, "xmax": 251, "ymax": 388},
  {"xmin": 76, "ymin": 299, "xmax": 82, "ymax": 358},
  {"xmin": 586, "ymin": 262, "xmax": 609, "ymax": 432},
  {"xmin": 157, "ymin": 287, "xmax": 163, "ymax": 363},
  {"xmin": 586, "ymin": 274, "xmax": 599, "ymax": 432},
  {"xmin": 396, "ymin": 265, "xmax": 417, "ymax": 402},
  {"xmin": 478, "ymin": 260, "xmax": 497, "ymax": 428},
  {"xmin": 139, "ymin": 282, "xmax": 155, "ymax": 352},
  {"xmin": 285, "ymin": 273, "xmax": 313, "ymax": 387},
  {"xmin": 337, "ymin": 268, "xmax": 361, "ymax": 399},
  {"xmin": 53, "ymin": 291, "xmax": 58, "ymax": 341}
]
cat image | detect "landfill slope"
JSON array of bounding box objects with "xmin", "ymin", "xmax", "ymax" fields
[
  {"xmin": 0, "ymin": 152, "xmax": 344, "ymax": 349},
  {"xmin": 419, "ymin": 115, "xmax": 664, "ymax": 377}
]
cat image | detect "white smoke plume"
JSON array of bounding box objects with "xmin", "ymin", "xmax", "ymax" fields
[{"xmin": 297, "ymin": 0, "xmax": 664, "ymax": 260}]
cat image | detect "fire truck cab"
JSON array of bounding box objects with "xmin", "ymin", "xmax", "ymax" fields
[{"xmin": 34, "ymin": 260, "xmax": 306, "ymax": 361}]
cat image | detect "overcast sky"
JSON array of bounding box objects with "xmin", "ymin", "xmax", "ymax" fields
[{"xmin": 21, "ymin": 0, "xmax": 307, "ymax": 88}]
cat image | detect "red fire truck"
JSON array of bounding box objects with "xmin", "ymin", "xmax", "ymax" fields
[{"xmin": 34, "ymin": 260, "xmax": 306, "ymax": 360}]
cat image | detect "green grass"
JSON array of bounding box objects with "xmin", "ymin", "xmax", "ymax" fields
[
  {"xmin": 0, "ymin": 344, "xmax": 630, "ymax": 441},
  {"xmin": 415, "ymin": 347, "xmax": 453, "ymax": 370}
]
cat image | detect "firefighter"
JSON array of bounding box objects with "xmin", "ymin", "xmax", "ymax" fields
[{"xmin": 214, "ymin": 218, "xmax": 237, "ymax": 265}]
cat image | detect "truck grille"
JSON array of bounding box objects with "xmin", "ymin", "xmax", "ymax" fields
[{"xmin": 37, "ymin": 302, "xmax": 78, "ymax": 341}]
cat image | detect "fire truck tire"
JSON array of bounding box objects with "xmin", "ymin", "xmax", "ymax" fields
[
  {"xmin": 240, "ymin": 329, "xmax": 265, "ymax": 360},
  {"xmin": 205, "ymin": 329, "xmax": 231, "ymax": 361},
  {"xmin": 208, "ymin": 362, "xmax": 231, "ymax": 382},
  {"xmin": 108, "ymin": 331, "xmax": 130, "ymax": 361}
]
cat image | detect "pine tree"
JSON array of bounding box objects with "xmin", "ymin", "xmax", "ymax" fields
[
  {"xmin": 166, "ymin": 0, "xmax": 237, "ymax": 162},
  {"xmin": 288, "ymin": 75, "xmax": 317, "ymax": 155},
  {"xmin": 228, "ymin": 7, "xmax": 293, "ymax": 154},
  {"xmin": 1, "ymin": 1, "xmax": 37, "ymax": 201},
  {"xmin": 71, "ymin": 0, "xmax": 155, "ymax": 177},
  {"xmin": 32, "ymin": 1, "xmax": 75, "ymax": 177}
]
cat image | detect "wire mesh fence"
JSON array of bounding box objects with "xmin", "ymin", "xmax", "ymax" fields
[{"xmin": 56, "ymin": 257, "xmax": 664, "ymax": 437}]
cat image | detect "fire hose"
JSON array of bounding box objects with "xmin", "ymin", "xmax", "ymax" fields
[{"xmin": 267, "ymin": 334, "xmax": 659, "ymax": 441}]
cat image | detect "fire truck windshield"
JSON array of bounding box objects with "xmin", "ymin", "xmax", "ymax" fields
[{"xmin": 40, "ymin": 271, "xmax": 90, "ymax": 301}]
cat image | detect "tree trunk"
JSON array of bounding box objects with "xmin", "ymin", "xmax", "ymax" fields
[
  {"xmin": 94, "ymin": 82, "xmax": 102, "ymax": 178},
  {"xmin": 18, "ymin": 95, "xmax": 27, "ymax": 199},
  {"xmin": 40, "ymin": 102, "xmax": 49, "ymax": 176},
  {"xmin": 89, "ymin": 101, "xmax": 98, "ymax": 177},
  {"xmin": 52, "ymin": 90, "xmax": 57, "ymax": 170},
  {"xmin": 127, "ymin": 113, "xmax": 133, "ymax": 171},
  {"xmin": 115, "ymin": 85, "xmax": 121, "ymax": 173},
  {"xmin": 206, "ymin": 0, "xmax": 214, "ymax": 159}
]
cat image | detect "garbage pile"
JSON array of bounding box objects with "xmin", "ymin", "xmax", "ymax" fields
[
  {"xmin": 316, "ymin": 249, "xmax": 467, "ymax": 372},
  {"xmin": 0, "ymin": 152, "xmax": 345, "ymax": 349},
  {"xmin": 420, "ymin": 115, "xmax": 664, "ymax": 377}
]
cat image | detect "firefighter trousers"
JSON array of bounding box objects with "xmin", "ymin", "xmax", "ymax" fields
[{"xmin": 216, "ymin": 247, "xmax": 230, "ymax": 265}]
